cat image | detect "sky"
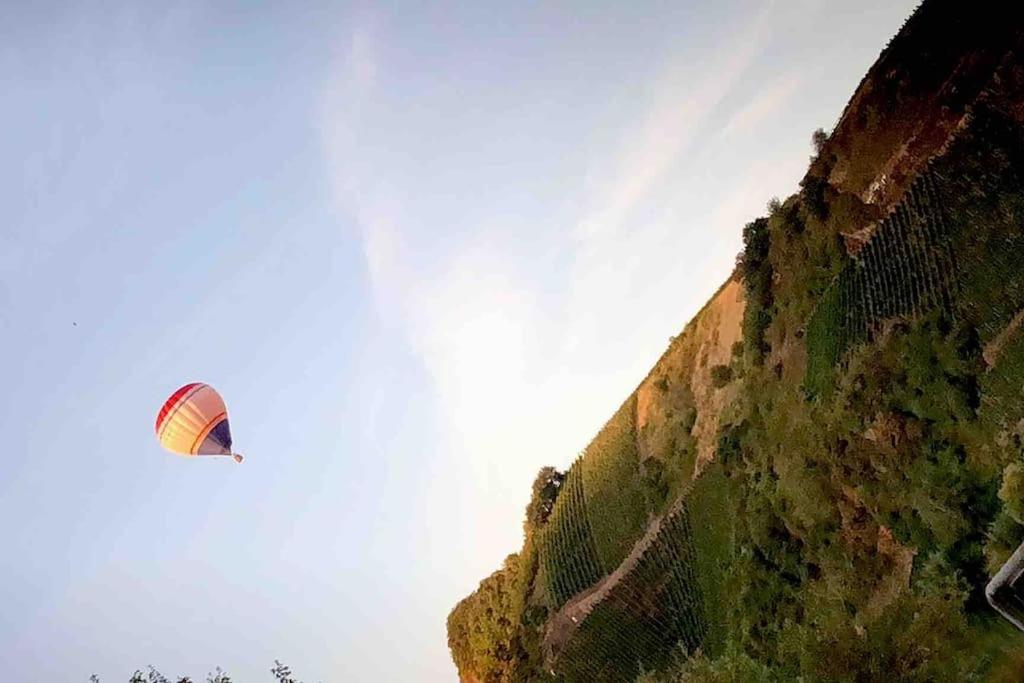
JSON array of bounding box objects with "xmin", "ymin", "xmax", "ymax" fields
[{"xmin": 0, "ymin": 1, "xmax": 919, "ymax": 680}]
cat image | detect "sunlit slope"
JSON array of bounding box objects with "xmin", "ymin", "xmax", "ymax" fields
[
  {"xmin": 547, "ymin": 463, "xmax": 733, "ymax": 682},
  {"xmin": 446, "ymin": 279, "xmax": 746, "ymax": 683},
  {"xmin": 812, "ymin": 0, "xmax": 1024, "ymax": 209},
  {"xmin": 535, "ymin": 281, "xmax": 746, "ymax": 616},
  {"xmin": 448, "ymin": 2, "xmax": 1024, "ymax": 680}
]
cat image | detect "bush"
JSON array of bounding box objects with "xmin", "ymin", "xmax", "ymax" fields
[
  {"xmin": 709, "ymin": 365, "xmax": 733, "ymax": 389},
  {"xmin": 90, "ymin": 663, "xmax": 303, "ymax": 683}
]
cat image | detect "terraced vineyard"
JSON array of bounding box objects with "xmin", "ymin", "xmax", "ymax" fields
[
  {"xmin": 805, "ymin": 105, "xmax": 1024, "ymax": 396},
  {"xmin": 537, "ymin": 459, "xmax": 604, "ymax": 608},
  {"xmin": 537, "ymin": 396, "xmax": 652, "ymax": 608},
  {"xmin": 580, "ymin": 397, "xmax": 648, "ymax": 571},
  {"xmin": 938, "ymin": 106, "xmax": 1024, "ymax": 342},
  {"xmin": 804, "ymin": 168, "xmax": 957, "ymax": 395},
  {"xmin": 552, "ymin": 463, "xmax": 732, "ymax": 682}
]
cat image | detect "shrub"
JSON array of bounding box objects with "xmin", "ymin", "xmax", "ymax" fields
[{"xmin": 709, "ymin": 365, "xmax": 732, "ymax": 388}]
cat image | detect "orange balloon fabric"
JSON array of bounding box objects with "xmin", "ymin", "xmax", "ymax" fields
[{"xmin": 155, "ymin": 383, "xmax": 240, "ymax": 461}]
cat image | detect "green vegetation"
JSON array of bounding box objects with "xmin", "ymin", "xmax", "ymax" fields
[
  {"xmin": 538, "ymin": 462, "xmax": 603, "ymax": 608},
  {"xmin": 737, "ymin": 217, "xmax": 773, "ymax": 364},
  {"xmin": 983, "ymin": 323, "xmax": 1024, "ymax": 447},
  {"xmin": 448, "ymin": 4, "xmax": 1024, "ymax": 680},
  {"xmin": 525, "ymin": 466, "xmax": 565, "ymax": 530},
  {"xmin": 939, "ymin": 106, "xmax": 1024, "ymax": 342},
  {"xmin": 805, "ymin": 104, "xmax": 1024, "ymax": 396},
  {"xmin": 804, "ymin": 168, "xmax": 958, "ymax": 396},
  {"xmin": 709, "ymin": 365, "xmax": 732, "ymax": 388},
  {"xmin": 556, "ymin": 493, "xmax": 706, "ymax": 681},
  {"xmin": 447, "ymin": 555, "xmax": 531, "ymax": 682},
  {"xmin": 581, "ymin": 397, "xmax": 650, "ymax": 571},
  {"xmin": 551, "ymin": 463, "xmax": 734, "ymax": 682},
  {"xmin": 535, "ymin": 396, "xmax": 652, "ymax": 610},
  {"xmin": 641, "ymin": 383, "xmax": 700, "ymax": 515},
  {"xmin": 684, "ymin": 463, "xmax": 732, "ymax": 657}
]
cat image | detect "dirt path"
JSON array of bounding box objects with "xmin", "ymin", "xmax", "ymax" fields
[
  {"xmin": 983, "ymin": 306, "xmax": 1024, "ymax": 367},
  {"xmin": 541, "ymin": 494, "xmax": 687, "ymax": 668}
]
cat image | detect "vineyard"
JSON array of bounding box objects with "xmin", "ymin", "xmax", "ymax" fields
[
  {"xmin": 537, "ymin": 396, "xmax": 652, "ymax": 608},
  {"xmin": 938, "ymin": 105, "xmax": 1024, "ymax": 342},
  {"xmin": 805, "ymin": 105, "xmax": 1024, "ymax": 396},
  {"xmin": 552, "ymin": 463, "xmax": 732, "ymax": 681},
  {"xmin": 804, "ymin": 168, "xmax": 957, "ymax": 395},
  {"xmin": 683, "ymin": 462, "xmax": 732, "ymax": 654},
  {"xmin": 581, "ymin": 396, "xmax": 649, "ymax": 571},
  {"xmin": 537, "ymin": 460, "xmax": 604, "ymax": 608}
]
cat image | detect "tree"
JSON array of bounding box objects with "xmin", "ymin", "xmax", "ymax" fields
[
  {"xmin": 88, "ymin": 663, "xmax": 302, "ymax": 682},
  {"xmin": 206, "ymin": 668, "xmax": 230, "ymax": 683},
  {"xmin": 447, "ymin": 555, "xmax": 529, "ymax": 682},
  {"xmin": 811, "ymin": 127, "xmax": 828, "ymax": 156},
  {"xmin": 524, "ymin": 466, "xmax": 565, "ymax": 531},
  {"xmin": 270, "ymin": 661, "xmax": 297, "ymax": 683},
  {"xmin": 738, "ymin": 217, "xmax": 774, "ymax": 363}
]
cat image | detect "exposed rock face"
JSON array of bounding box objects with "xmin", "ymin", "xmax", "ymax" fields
[{"xmin": 635, "ymin": 278, "xmax": 746, "ymax": 478}]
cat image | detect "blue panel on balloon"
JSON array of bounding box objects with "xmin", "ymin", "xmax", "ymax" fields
[{"xmin": 209, "ymin": 418, "xmax": 233, "ymax": 449}]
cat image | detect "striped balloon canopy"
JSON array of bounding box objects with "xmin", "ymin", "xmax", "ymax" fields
[{"xmin": 155, "ymin": 383, "xmax": 243, "ymax": 463}]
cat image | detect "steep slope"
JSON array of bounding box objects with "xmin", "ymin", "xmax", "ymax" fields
[
  {"xmin": 812, "ymin": 0, "xmax": 1024, "ymax": 210},
  {"xmin": 446, "ymin": 279, "xmax": 747, "ymax": 683},
  {"xmin": 448, "ymin": 2, "xmax": 1024, "ymax": 681}
]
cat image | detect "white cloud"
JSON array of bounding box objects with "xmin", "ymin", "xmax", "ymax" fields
[{"xmin": 317, "ymin": 7, "xmax": 810, "ymax": 671}]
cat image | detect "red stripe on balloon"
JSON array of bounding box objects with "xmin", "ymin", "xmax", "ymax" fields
[{"xmin": 155, "ymin": 382, "xmax": 202, "ymax": 433}]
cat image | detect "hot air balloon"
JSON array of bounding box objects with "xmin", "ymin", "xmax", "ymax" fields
[{"xmin": 155, "ymin": 383, "xmax": 243, "ymax": 463}]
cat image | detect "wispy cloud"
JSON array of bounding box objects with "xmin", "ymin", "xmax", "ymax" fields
[
  {"xmin": 719, "ymin": 72, "xmax": 805, "ymax": 139},
  {"xmin": 573, "ymin": 10, "xmax": 773, "ymax": 243},
  {"xmin": 317, "ymin": 2, "xmax": 795, "ymax": 637}
]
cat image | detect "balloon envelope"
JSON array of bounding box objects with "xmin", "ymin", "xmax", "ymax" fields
[{"xmin": 155, "ymin": 383, "xmax": 235, "ymax": 458}]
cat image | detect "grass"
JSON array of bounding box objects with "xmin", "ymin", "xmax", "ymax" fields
[
  {"xmin": 685, "ymin": 462, "xmax": 734, "ymax": 658},
  {"xmin": 981, "ymin": 322, "xmax": 1024, "ymax": 434}
]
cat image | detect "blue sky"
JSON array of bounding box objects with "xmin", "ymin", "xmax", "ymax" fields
[{"xmin": 1, "ymin": 1, "xmax": 917, "ymax": 679}]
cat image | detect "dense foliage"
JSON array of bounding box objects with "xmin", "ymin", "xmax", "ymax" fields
[
  {"xmin": 448, "ymin": 555, "xmax": 532, "ymax": 682},
  {"xmin": 643, "ymin": 104, "xmax": 1024, "ymax": 680}
]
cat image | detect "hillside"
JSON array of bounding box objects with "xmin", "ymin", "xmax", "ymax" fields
[{"xmin": 448, "ymin": 2, "xmax": 1024, "ymax": 680}]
